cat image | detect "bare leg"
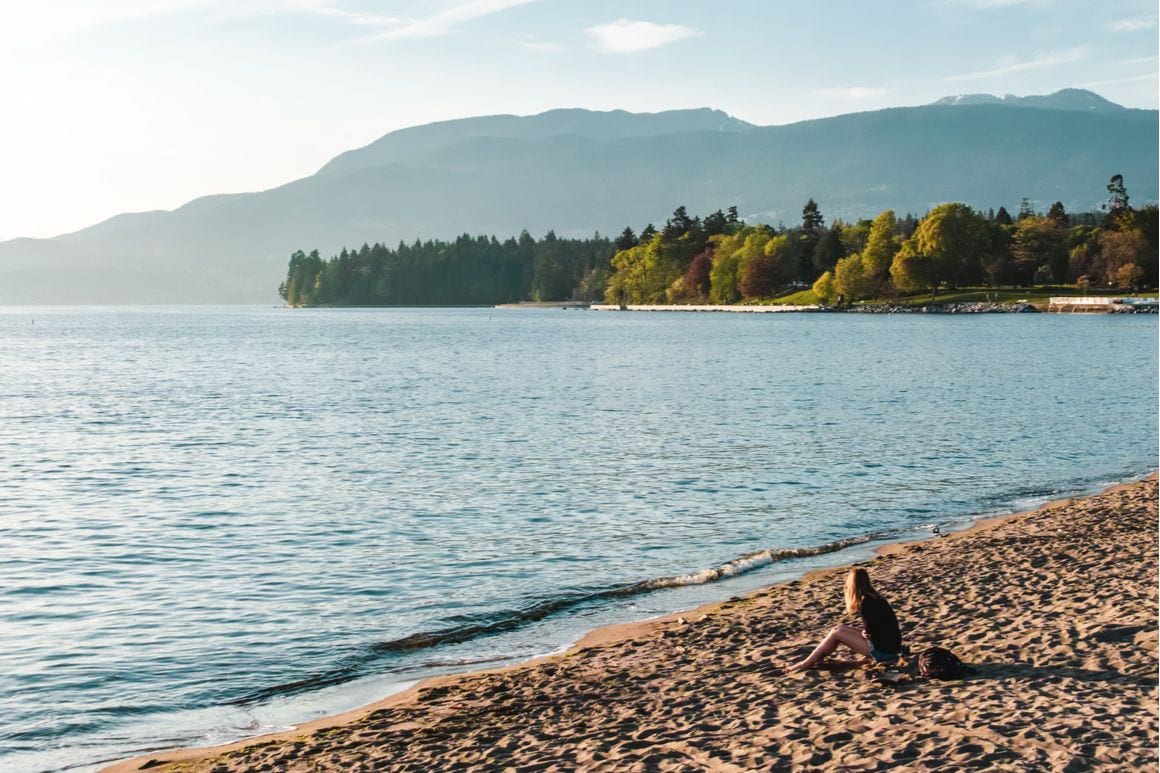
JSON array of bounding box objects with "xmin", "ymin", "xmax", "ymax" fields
[{"xmin": 786, "ymin": 624, "xmax": 873, "ymax": 672}]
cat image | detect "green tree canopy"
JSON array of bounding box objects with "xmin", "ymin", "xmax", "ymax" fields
[
  {"xmin": 860, "ymin": 209, "xmax": 899, "ymax": 282},
  {"xmin": 833, "ymin": 253, "xmax": 875, "ymax": 302},
  {"xmin": 1012, "ymin": 217, "xmax": 1067, "ymax": 284},
  {"xmin": 889, "ymin": 239, "xmax": 931, "ymax": 294},
  {"xmin": 739, "ymin": 234, "xmax": 795, "ymax": 299},
  {"xmin": 909, "ymin": 202, "xmax": 990, "ymax": 295},
  {"xmin": 812, "ymin": 270, "xmax": 837, "ymax": 305}
]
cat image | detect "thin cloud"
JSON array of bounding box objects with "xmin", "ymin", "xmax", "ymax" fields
[
  {"xmin": 288, "ymin": 1, "xmax": 400, "ymax": 28},
  {"xmin": 341, "ymin": 0, "xmax": 539, "ymax": 41},
  {"xmin": 815, "ymin": 86, "xmax": 888, "ymax": 100},
  {"xmin": 941, "ymin": 46, "xmax": 1088, "ymax": 82},
  {"xmin": 1107, "ymin": 16, "xmax": 1157, "ymax": 32},
  {"xmin": 585, "ymin": 19, "xmax": 699, "ymax": 53},
  {"xmin": 1116, "ymin": 54, "xmax": 1160, "ymax": 66},
  {"xmin": 1076, "ymin": 71, "xmax": 1159, "ymax": 88},
  {"xmin": 939, "ymin": 0, "xmax": 1051, "ymax": 9}
]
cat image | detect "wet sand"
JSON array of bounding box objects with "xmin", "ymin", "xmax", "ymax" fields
[{"xmin": 108, "ymin": 478, "xmax": 1158, "ymax": 771}]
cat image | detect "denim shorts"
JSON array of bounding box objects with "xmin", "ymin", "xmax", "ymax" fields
[{"xmin": 869, "ymin": 643, "xmax": 900, "ymax": 664}]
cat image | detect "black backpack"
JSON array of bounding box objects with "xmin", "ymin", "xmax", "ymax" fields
[{"xmin": 917, "ymin": 647, "xmax": 975, "ymax": 679}]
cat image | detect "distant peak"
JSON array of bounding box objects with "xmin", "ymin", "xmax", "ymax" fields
[
  {"xmin": 932, "ymin": 88, "xmax": 1126, "ymax": 112},
  {"xmin": 526, "ymin": 106, "xmax": 753, "ymax": 129}
]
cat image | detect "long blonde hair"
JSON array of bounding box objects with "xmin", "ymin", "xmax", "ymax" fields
[{"xmin": 844, "ymin": 567, "xmax": 879, "ymax": 615}]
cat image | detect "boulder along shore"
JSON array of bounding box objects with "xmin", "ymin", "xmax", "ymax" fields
[{"xmin": 108, "ymin": 478, "xmax": 1158, "ymax": 772}]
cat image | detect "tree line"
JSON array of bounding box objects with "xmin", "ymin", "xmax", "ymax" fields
[
  {"xmin": 814, "ymin": 189, "xmax": 1157, "ymax": 305},
  {"xmin": 281, "ymin": 178, "xmax": 1156, "ymax": 306},
  {"xmin": 280, "ymin": 232, "xmax": 614, "ymax": 306},
  {"xmin": 605, "ymin": 182, "xmax": 1156, "ymax": 306}
]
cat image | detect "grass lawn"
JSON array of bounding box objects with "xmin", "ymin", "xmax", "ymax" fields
[{"xmin": 764, "ymin": 288, "xmax": 819, "ymax": 305}]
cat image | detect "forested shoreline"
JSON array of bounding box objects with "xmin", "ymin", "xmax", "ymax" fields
[{"xmin": 280, "ymin": 178, "xmax": 1157, "ymax": 307}]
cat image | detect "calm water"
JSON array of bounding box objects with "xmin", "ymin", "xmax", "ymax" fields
[{"xmin": 1, "ymin": 307, "xmax": 1156, "ymax": 771}]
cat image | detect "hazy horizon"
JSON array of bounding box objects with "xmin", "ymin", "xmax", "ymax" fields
[{"xmin": 2, "ymin": 0, "xmax": 1158, "ymax": 242}]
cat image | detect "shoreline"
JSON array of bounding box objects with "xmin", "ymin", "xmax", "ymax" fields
[
  {"xmin": 589, "ymin": 301, "xmax": 1158, "ymax": 314},
  {"xmin": 104, "ymin": 473, "xmax": 1158, "ymax": 772}
]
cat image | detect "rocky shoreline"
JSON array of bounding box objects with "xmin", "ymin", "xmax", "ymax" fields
[
  {"xmin": 588, "ymin": 301, "xmax": 1158, "ymax": 314},
  {"xmin": 839, "ymin": 301, "xmax": 1039, "ymax": 313}
]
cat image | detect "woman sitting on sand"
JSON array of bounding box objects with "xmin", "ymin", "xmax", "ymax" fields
[{"xmin": 786, "ymin": 567, "xmax": 902, "ymax": 672}]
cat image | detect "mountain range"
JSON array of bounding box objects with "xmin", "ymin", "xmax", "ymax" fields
[{"xmin": 2, "ymin": 88, "xmax": 1155, "ymax": 303}]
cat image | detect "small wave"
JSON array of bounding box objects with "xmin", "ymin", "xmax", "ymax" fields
[
  {"xmin": 232, "ymin": 532, "xmax": 890, "ymax": 704},
  {"xmin": 371, "ymin": 533, "xmax": 889, "ymax": 654},
  {"xmin": 636, "ymin": 532, "xmax": 888, "ymax": 592}
]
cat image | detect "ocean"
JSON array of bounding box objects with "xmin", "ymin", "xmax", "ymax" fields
[{"xmin": 1, "ymin": 306, "xmax": 1156, "ymax": 771}]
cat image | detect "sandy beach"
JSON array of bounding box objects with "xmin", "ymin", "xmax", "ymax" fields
[{"xmin": 108, "ymin": 478, "xmax": 1158, "ymax": 772}]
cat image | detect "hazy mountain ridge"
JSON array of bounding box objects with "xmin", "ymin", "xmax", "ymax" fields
[
  {"xmin": 1, "ymin": 90, "xmax": 1155, "ymax": 303},
  {"xmin": 318, "ymin": 107, "xmax": 755, "ymax": 175},
  {"xmin": 931, "ymin": 88, "xmax": 1130, "ymax": 112}
]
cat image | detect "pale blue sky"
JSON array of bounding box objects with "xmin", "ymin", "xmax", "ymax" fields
[{"xmin": 1, "ymin": 0, "xmax": 1156, "ymax": 240}]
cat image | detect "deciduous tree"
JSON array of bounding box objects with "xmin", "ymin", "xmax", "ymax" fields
[
  {"xmin": 833, "ymin": 253, "xmax": 875, "ymax": 301},
  {"xmin": 861, "ymin": 209, "xmax": 899, "ymax": 282},
  {"xmin": 1012, "ymin": 217, "xmax": 1067, "ymax": 284},
  {"xmin": 909, "ymin": 203, "xmax": 990, "ymax": 296},
  {"xmin": 889, "ymin": 239, "xmax": 931, "ymax": 294},
  {"xmin": 812, "ymin": 270, "xmax": 837, "ymax": 305},
  {"xmin": 684, "ymin": 248, "xmax": 713, "ymax": 299}
]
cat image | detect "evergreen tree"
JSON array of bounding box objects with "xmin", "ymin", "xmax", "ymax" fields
[
  {"xmin": 1047, "ymin": 201, "xmax": 1068, "ymax": 228},
  {"xmin": 281, "ymin": 230, "xmax": 612, "ymax": 306},
  {"xmin": 896, "ymin": 213, "xmax": 919, "ymax": 239},
  {"xmin": 995, "ymin": 206, "xmax": 1013, "ymax": 226},
  {"xmin": 615, "ymin": 227, "xmax": 637, "ymax": 252},
  {"xmin": 982, "ymin": 221, "xmax": 1015, "ymax": 287},
  {"xmin": 811, "ymin": 224, "xmax": 845, "ymax": 275},
  {"xmin": 799, "ymin": 198, "xmax": 825, "ymax": 279},
  {"xmin": 702, "ymin": 209, "xmax": 729, "ymax": 237},
  {"xmin": 1106, "ymin": 174, "xmax": 1130, "ymax": 213},
  {"xmin": 663, "ymin": 205, "xmax": 695, "ymax": 239}
]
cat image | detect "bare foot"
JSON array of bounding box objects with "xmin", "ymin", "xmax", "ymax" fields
[{"xmin": 784, "ymin": 660, "xmax": 812, "ymax": 673}]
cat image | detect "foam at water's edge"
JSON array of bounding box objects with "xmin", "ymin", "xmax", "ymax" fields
[{"xmin": 639, "ymin": 533, "xmax": 889, "ymax": 590}]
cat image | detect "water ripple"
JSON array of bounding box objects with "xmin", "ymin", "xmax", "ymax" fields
[{"xmin": 0, "ymin": 307, "xmax": 1155, "ymax": 771}]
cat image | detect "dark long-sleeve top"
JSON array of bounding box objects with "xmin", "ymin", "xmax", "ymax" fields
[{"xmin": 859, "ymin": 595, "xmax": 902, "ymax": 654}]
